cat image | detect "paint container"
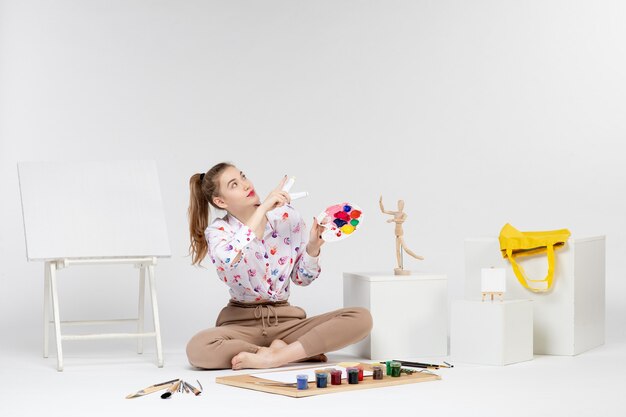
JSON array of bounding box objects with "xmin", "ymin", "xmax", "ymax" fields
[
  {"xmin": 322, "ymin": 368, "xmax": 334, "ymax": 384},
  {"xmin": 386, "ymin": 360, "xmax": 393, "ymax": 376},
  {"xmin": 330, "ymin": 369, "xmax": 342, "ymax": 385},
  {"xmin": 372, "ymin": 366, "xmax": 384, "ymax": 380},
  {"xmin": 390, "ymin": 361, "xmax": 402, "ymax": 377},
  {"xmin": 357, "ymin": 366, "xmax": 364, "ymax": 381},
  {"xmin": 315, "ymin": 372, "xmax": 328, "ymax": 388},
  {"xmin": 347, "ymin": 368, "xmax": 359, "ymax": 384},
  {"xmin": 296, "ymin": 374, "xmax": 309, "ymax": 390}
]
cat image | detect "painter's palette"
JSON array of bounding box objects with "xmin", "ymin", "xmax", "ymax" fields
[{"xmin": 316, "ymin": 202, "xmax": 363, "ymax": 242}]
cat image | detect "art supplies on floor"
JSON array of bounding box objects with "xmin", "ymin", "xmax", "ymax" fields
[
  {"xmin": 216, "ymin": 362, "xmax": 440, "ymax": 398},
  {"xmin": 382, "ymin": 360, "xmax": 454, "ymax": 370},
  {"xmin": 126, "ymin": 378, "xmax": 203, "ymax": 399}
]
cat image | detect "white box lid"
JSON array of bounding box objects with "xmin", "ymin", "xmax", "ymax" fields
[{"xmin": 344, "ymin": 272, "xmax": 447, "ymax": 282}]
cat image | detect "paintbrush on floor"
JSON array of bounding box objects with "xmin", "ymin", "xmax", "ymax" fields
[
  {"xmin": 126, "ymin": 379, "xmax": 180, "ymax": 399},
  {"xmin": 126, "ymin": 379, "xmax": 203, "ymax": 399}
]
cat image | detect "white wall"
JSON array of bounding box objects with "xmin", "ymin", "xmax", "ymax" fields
[{"xmin": 1, "ymin": 0, "xmax": 625, "ymax": 353}]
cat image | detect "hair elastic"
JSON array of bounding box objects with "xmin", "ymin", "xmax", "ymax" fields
[{"xmin": 199, "ymin": 173, "xmax": 205, "ymax": 181}]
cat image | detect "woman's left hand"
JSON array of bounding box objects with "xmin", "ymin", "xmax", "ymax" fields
[{"xmin": 306, "ymin": 217, "xmax": 325, "ymax": 257}]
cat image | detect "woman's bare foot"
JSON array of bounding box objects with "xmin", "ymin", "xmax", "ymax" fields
[
  {"xmin": 230, "ymin": 340, "xmax": 288, "ymax": 369},
  {"xmin": 296, "ymin": 353, "xmax": 328, "ymax": 363},
  {"xmin": 268, "ymin": 339, "xmax": 325, "ymax": 363},
  {"xmin": 231, "ymin": 349, "xmax": 278, "ymax": 370},
  {"xmin": 231, "ymin": 340, "xmax": 307, "ymax": 370},
  {"xmin": 269, "ymin": 339, "xmax": 287, "ymax": 349}
]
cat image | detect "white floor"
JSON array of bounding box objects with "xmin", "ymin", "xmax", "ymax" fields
[{"xmin": 2, "ymin": 339, "xmax": 625, "ymax": 417}]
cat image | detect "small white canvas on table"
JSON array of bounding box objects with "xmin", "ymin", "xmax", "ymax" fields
[
  {"xmin": 18, "ymin": 160, "xmax": 171, "ymax": 371},
  {"xmin": 481, "ymin": 267, "xmax": 506, "ymax": 301}
]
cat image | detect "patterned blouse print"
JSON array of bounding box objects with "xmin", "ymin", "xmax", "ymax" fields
[{"xmin": 205, "ymin": 204, "xmax": 321, "ymax": 302}]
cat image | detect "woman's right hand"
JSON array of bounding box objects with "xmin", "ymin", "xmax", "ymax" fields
[{"xmin": 260, "ymin": 176, "xmax": 291, "ymax": 212}]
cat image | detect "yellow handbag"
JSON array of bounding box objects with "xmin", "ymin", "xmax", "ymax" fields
[{"xmin": 499, "ymin": 223, "xmax": 571, "ymax": 293}]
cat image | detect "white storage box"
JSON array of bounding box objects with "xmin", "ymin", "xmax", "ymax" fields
[
  {"xmin": 343, "ymin": 272, "xmax": 448, "ymax": 359},
  {"xmin": 451, "ymin": 300, "xmax": 533, "ymax": 365},
  {"xmin": 465, "ymin": 236, "xmax": 605, "ymax": 355}
]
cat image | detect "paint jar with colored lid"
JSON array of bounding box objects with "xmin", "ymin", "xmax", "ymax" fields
[
  {"xmin": 386, "ymin": 360, "xmax": 393, "ymax": 375},
  {"xmin": 372, "ymin": 365, "xmax": 384, "ymax": 380},
  {"xmin": 347, "ymin": 367, "xmax": 359, "ymax": 384},
  {"xmin": 315, "ymin": 372, "xmax": 328, "ymax": 388},
  {"xmin": 390, "ymin": 361, "xmax": 402, "ymax": 377},
  {"xmin": 330, "ymin": 369, "xmax": 342, "ymax": 385},
  {"xmin": 356, "ymin": 366, "xmax": 364, "ymax": 381},
  {"xmin": 296, "ymin": 374, "xmax": 309, "ymax": 390},
  {"xmin": 314, "ymin": 369, "xmax": 329, "ymax": 380}
]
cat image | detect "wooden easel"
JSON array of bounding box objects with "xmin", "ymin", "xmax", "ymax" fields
[
  {"xmin": 481, "ymin": 291, "xmax": 504, "ymax": 302},
  {"xmin": 481, "ymin": 267, "xmax": 506, "ymax": 302}
]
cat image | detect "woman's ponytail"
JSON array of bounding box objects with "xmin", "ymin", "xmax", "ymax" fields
[
  {"xmin": 188, "ymin": 162, "xmax": 233, "ymax": 266},
  {"xmin": 188, "ymin": 173, "xmax": 209, "ymax": 265}
]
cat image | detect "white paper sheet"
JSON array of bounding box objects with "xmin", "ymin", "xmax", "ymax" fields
[{"xmin": 252, "ymin": 365, "xmax": 373, "ymax": 383}]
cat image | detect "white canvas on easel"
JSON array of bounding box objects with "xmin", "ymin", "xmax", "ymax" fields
[{"xmin": 18, "ymin": 160, "xmax": 171, "ymax": 371}]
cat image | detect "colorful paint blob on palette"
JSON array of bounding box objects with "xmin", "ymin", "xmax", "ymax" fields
[{"xmin": 316, "ymin": 202, "xmax": 363, "ymax": 242}]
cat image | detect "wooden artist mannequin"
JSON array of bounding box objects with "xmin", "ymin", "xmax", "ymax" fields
[{"xmin": 379, "ymin": 196, "xmax": 424, "ymax": 275}]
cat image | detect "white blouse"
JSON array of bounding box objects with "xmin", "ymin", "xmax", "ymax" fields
[{"xmin": 205, "ymin": 204, "xmax": 321, "ymax": 302}]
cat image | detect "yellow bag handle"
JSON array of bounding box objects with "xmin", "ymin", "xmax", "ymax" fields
[
  {"xmin": 505, "ymin": 244, "xmax": 555, "ymax": 293},
  {"xmin": 499, "ymin": 224, "xmax": 570, "ymax": 293}
]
